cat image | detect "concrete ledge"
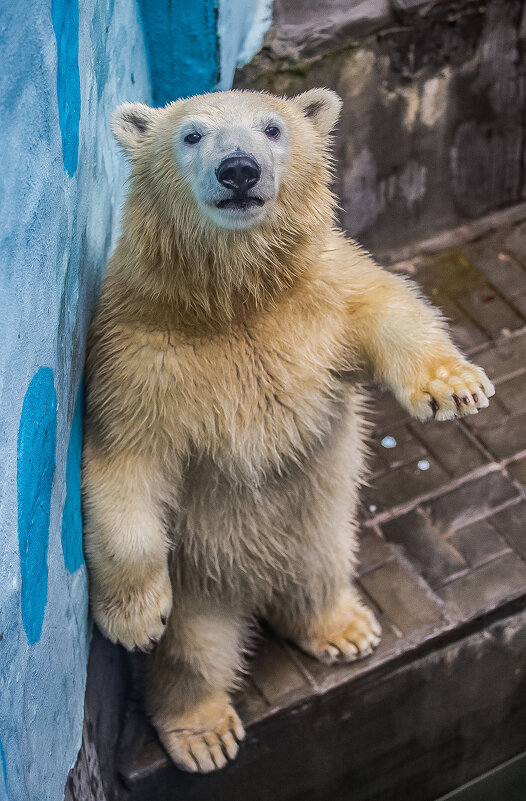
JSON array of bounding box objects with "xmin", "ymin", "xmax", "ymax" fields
[{"xmin": 121, "ymin": 601, "xmax": 526, "ymax": 801}]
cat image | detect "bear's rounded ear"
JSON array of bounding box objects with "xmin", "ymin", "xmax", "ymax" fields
[
  {"xmin": 294, "ymin": 88, "xmax": 342, "ymax": 136},
  {"xmin": 111, "ymin": 102, "xmax": 160, "ymax": 159}
]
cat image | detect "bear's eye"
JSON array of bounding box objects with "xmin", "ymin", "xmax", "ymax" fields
[
  {"xmin": 184, "ymin": 132, "xmax": 202, "ymax": 145},
  {"xmin": 264, "ymin": 125, "xmax": 280, "ymax": 139}
]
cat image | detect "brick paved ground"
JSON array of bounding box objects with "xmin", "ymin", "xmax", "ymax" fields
[
  {"xmin": 235, "ymin": 218, "xmax": 526, "ymax": 719},
  {"xmin": 120, "ymin": 217, "xmax": 526, "ymax": 795}
]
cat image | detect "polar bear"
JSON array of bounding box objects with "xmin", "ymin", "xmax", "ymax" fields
[{"xmin": 83, "ymin": 88, "xmax": 494, "ymax": 773}]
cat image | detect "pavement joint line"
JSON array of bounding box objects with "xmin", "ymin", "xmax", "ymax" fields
[
  {"xmin": 385, "ymin": 544, "xmax": 453, "ymax": 619},
  {"xmin": 492, "ymin": 364, "xmax": 526, "ymax": 385},
  {"xmin": 245, "ymin": 677, "xmax": 271, "ymax": 708},
  {"xmin": 373, "ymin": 415, "xmax": 412, "ymax": 437},
  {"xmin": 362, "ymin": 462, "xmax": 504, "ymax": 527},
  {"xmin": 457, "ymin": 417, "xmax": 496, "ymax": 462},
  {"xmin": 464, "ymin": 266, "xmax": 526, "ymax": 329},
  {"xmin": 371, "ymin": 522, "xmax": 386, "ymax": 539},
  {"xmin": 279, "ymin": 641, "xmax": 318, "ymax": 689},
  {"xmin": 357, "ymin": 556, "xmax": 396, "ymax": 579},
  {"xmin": 445, "ymin": 493, "xmax": 525, "ymax": 533},
  {"xmin": 454, "ymin": 324, "xmax": 526, "ymax": 358},
  {"xmin": 406, "ymin": 419, "xmax": 452, "ymax": 477},
  {"xmin": 509, "ymin": 299, "xmax": 526, "ymax": 320},
  {"xmin": 364, "ymin": 489, "xmax": 524, "ymax": 543},
  {"xmin": 502, "ymin": 448, "xmax": 526, "ymax": 467},
  {"xmin": 368, "ymin": 453, "xmax": 428, "ymax": 481},
  {"xmin": 452, "ymin": 299, "xmax": 494, "ymax": 351},
  {"xmin": 434, "ymin": 548, "xmax": 514, "ymax": 590},
  {"xmin": 499, "ymin": 247, "xmax": 526, "ymax": 272}
]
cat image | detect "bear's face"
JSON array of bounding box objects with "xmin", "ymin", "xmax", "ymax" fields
[
  {"xmin": 173, "ymin": 98, "xmax": 289, "ymax": 230},
  {"xmin": 111, "ymin": 89, "xmax": 341, "ymax": 233}
]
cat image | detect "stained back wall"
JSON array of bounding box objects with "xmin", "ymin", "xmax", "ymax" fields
[{"xmin": 236, "ymin": 0, "xmax": 526, "ymax": 260}]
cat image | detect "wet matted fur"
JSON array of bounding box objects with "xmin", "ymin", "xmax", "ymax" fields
[{"xmin": 83, "ymin": 88, "xmax": 494, "ymax": 773}]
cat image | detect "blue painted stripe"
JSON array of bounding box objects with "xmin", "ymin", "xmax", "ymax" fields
[
  {"xmin": 0, "ymin": 739, "xmax": 8, "ymax": 800},
  {"xmin": 51, "ymin": 0, "xmax": 81, "ymax": 176},
  {"xmin": 137, "ymin": 0, "xmax": 219, "ymax": 106},
  {"xmin": 17, "ymin": 368, "xmax": 57, "ymax": 645},
  {"xmin": 61, "ymin": 383, "xmax": 85, "ymax": 573}
]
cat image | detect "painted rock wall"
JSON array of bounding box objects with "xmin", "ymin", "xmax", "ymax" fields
[
  {"xmin": 137, "ymin": 0, "xmax": 275, "ymax": 105},
  {"xmin": 0, "ymin": 1, "xmax": 151, "ymax": 800},
  {"xmin": 0, "ymin": 1, "xmax": 275, "ymax": 800},
  {"xmin": 236, "ymin": 0, "xmax": 526, "ymax": 260}
]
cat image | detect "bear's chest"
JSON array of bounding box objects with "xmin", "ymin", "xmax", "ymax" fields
[{"xmin": 155, "ymin": 312, "xmax": 349, "ymax": 475}]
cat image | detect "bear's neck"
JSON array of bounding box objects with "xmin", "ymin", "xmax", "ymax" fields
[{"xmin": 113, "ymin": 200, "xmax": 333, "ymax": 331}]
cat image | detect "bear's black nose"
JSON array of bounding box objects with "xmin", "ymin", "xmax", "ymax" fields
[{"xmin": 216, "ymin": 155, "xmax": 261, "ymax": 193}]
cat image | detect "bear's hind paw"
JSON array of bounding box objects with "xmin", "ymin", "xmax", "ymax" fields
[
  {"xmin": 158, "ymin": 693, "xmax": 245, "ymax": 773},
  {"xmin": 297, "ymin": 597, "xmax": 382, "ymax": 665}
]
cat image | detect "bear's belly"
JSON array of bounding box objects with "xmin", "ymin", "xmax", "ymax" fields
[{"xmin": 168, "ymin": 388, "xmax": 366, "ymax": 608}]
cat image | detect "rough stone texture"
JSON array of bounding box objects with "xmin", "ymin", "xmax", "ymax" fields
[
  {"xmin": 235, "ymin": 0, "xmax": 526, "ymax": 259},
  {"xmin": 217, "ymin": 0, "xmax": 275, "ymax": 90},
  {"xmin": 0, "ymin": 3, "xmax": 150, "ymax": 800},
  {"xmin": 1, "ymin": 3, "xmax": 278, "ymax": 800},
  {"xmin": 118, "ymin": 214, "xmax": 526, "ymax": 801}
]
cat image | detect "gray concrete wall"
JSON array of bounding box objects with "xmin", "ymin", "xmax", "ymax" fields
[{"xmin": 236, "ymin": 0, "xmax": 526, "ymax": 260}]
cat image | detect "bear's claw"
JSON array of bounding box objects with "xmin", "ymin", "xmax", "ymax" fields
[{"xmin": 405, "ymin": 358, "xmax": 494, "ymax": 422}]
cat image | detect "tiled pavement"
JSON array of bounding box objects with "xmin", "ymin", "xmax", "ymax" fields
[
  {"xmin": 120, "ymin": 218, "xmax": 526, "ymax": 796},
  {"xmin": 361, "ymin": 221, "xmax": 526, "ymax": 631}
]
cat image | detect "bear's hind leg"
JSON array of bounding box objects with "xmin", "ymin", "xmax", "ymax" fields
[
  {"xmin": 270, "ymin": 584, "xmax": 381, "ymax": 666},
  {"xmin": 146, "ymin": 597, "xmax": 248, "ymax": 773},
  {"xmin": 265, "ymin": 394, "xmax": 380, "ymax": 665}
]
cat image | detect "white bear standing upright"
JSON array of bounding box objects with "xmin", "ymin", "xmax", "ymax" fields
[{"xmin": 83, "ymin": 89, "xmax": 494, "ymax": 773}]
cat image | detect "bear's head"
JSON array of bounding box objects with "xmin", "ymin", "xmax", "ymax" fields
[{"xmin": 112, "ymin": 88, "xmax": 341, "ymax": 235}]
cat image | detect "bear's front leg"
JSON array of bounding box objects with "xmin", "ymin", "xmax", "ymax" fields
[
  {"xmin": 345, "ymin": 257, "xmax": 494, "ymax": 421},
  {"xmin": 83, "ymin": 441, "xmax": 173, "ymax": 651},
  {"xmin": 146, "ymin": 597, "xmax": 247, "ymax": 772}
]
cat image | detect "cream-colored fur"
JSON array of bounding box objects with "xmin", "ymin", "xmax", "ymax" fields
[{"xmin": 83, "ymin": 88, "xmax": 494, "ymax": 773}]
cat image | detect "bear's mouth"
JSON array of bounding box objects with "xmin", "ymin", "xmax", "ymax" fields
[{"xmin": 216, "ymin": 197, "xmax": 265, "ymax": 211}]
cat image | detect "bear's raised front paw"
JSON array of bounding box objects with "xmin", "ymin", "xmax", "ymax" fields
[
  {"xmin": 158, "ymin": 692, "xmax": 245, "ymax": 773},
  {"xmin": 92, "ymin": 569, "xmax": 173, "ymax": 652},
  {"xmin": 296, "ymin": 595, "xmax": 382, "ymax": 665},
  {"xmin": 404, "ymin": 358, "xmax": 495, "ymax": 422}
]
